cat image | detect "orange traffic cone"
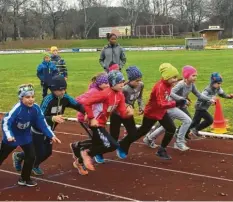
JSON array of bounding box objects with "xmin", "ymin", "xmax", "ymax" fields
[{"xmin": 212, "ymin": 98, "xmax": 227, "ymax": 134}]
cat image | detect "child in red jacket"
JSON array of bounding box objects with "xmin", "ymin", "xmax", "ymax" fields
[
  {"xmin": 75, "ymin": 70, "xmax": 134, "ymax": 172},
  {"xmin": 119, "ymin": 63, "xmax": 186, "ymax": 160}
]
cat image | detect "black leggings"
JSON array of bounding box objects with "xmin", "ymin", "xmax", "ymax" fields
[
  {"xmin": 120, "ymin": 113, "xmax": 176, "ymax": 152},
  {"xmin": 72, "ymin": 126, "xmax": 120, "ymax": 160},
  {"xmin": 71, "ymin": 122, "xmax": 93, "ymax": 163},
  {"xmin": 189, "ymin": 110, "xmax": 213, "ymax": 131},
  {"xmin": 18, "ymin": 132, "xmax": 52, "ymax": 168},
  {"xmin": 88, "ymin": 127, "xmax": 120, "ymax": 157},
  {"xmin": 110, "ymin": 113, "xmax": 137, "ymax": 154},
  {"xmin": 0, "ymin": 142, "xmax": 35, "ymax": 181},
  {"xmin": 41, "ymin": 83, "xmax": 49, "ymax": 98}
]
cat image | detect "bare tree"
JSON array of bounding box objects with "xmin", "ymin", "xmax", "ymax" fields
[
  {"xmin": 9, "ymin": 0, "xmax": 30, "ymax": 40},
  {"xmin": 0, "ymin": 0, "xmax": 11, "ymax": 41},
  {"xmin": 121, "ymin": 0, "xmax": 145, "ymax": 36},
  {"xmin": 77, "ymin": 0, "xmax": 109, "ymax": 38},
  {"xmin": 44, "ymin": 0, "xmax": 67, "ymax": 39},
  {"xmin": 185, "ymin": 0, "xmax": 208, "ymax": 35},
  {"xmin": 33, "ymin": 0, "xmax": 46, "ymax": 39}
]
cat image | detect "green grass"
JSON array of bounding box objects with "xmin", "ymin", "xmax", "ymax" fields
[
  {"xmin": 0, "ymin": 50, "xmax": 232, "ymax": 133},
  {"xmin": 0, "ymin": 38, "xmax": 185, "ymax": 49}
]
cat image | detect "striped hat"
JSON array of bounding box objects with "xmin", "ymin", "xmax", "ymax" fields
[
  {"xmin": 108, "ymin": 70, "xmax": 125, "ymax": 87},
  {"xmin": 126, "ymin": 66, "xmax": 142, "ymax": 81}
]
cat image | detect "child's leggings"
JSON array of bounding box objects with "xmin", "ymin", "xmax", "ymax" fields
[
  {"xmin": 189, "ymin": 110, "xmax": 213, "ymax": 131},
  {"xmin": 0, "ymin": 142, "xmax": 35, "ymax": 181},
  {"xmin": 119, "ymin": 113, "xmax": 176, "ymax": 152},
  {"xmin": 17, "ymin": 132, "xmax": 52, "ymax": 168},
  {"xmin": 109, "ymin": 113, "xmax": 137, "ymax": 154},
  {"xmin": 41, "ymin": 83, "xmax": 49, "ymax": 98},
  {"xmin": 146, "ymin": 107, "xmax": 191, "ymax": 144},
  {"xmin": 71, "ymin": 122, "xmax": 93, "ymax": 162},
  {"xmin": 87, "ymin": 127, "xmax": 120, "ymax": 157}
]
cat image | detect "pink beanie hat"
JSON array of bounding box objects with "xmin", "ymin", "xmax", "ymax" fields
[
  {"xmin": 109, "ymin": 64, "xmax": 120, "ymax": 72},
  {"xmin": 182, "ymin": 65, "xmax": 197, "ymax": 79}
]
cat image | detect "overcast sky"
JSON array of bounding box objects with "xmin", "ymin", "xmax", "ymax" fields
[{"xmin": 66, "ymin": 0, "xmax": 120, "ymax": 7}]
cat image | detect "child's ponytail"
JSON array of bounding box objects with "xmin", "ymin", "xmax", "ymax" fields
[{"xmin": 89, "ymin": 72, "xmax": 108, "ymax": 89}]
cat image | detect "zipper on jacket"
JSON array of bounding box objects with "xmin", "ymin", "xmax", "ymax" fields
[
  {"xmin": 112, "ymin": 46, "xmax": 114, "ymax": 64},
  {"xmin": 52, "ymin": 96, "xmax": 61, "ymax": 130}
]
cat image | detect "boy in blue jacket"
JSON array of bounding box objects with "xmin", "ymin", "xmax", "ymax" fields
[
  {"xmin": 37, "ymin": 53, "xmax": 58, "ymax": 98},
  {"xmin": 0, "ymin": 84, "xmax": 61, "ymax": 187},
  {"xmin": 13, "ymin": 76, "xmax": 85, "ymax": 176},
  {"xmin": 50, "ymin": 46, "xmax": 68, "ymax": 80}
]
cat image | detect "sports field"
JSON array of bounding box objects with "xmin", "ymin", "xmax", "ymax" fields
[
  {"xmin": 0, "ymin": 49, "xmax": 233, "ymax": 201},
  {"xmin": 0, "ymin": 50, "xmax": 232, "ymax": 132}
]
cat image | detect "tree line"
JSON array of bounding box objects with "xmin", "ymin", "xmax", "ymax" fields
[{"xmin": 0, "ymin": 0, "xmax": 232, "ymax": 41}]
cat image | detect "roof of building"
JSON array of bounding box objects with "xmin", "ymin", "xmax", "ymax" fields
[
  {"xmin": 199, "ymin": 28, "xmax": 224, "ymax": 33},
  {"xmin": 185, "ymin": 37, "xmax": 204, "ymax": 40}
]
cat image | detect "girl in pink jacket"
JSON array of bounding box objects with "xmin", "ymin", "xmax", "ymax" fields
[
  {"xmin": 70, "ymin": 73, "xmax": 109, "ymax": 175},
  {"xmin": 76, "ymin": 73, "xmax": 109, "ymax": 123}
]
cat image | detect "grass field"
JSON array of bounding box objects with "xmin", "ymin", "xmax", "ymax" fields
[
  {"xmin": 0, "ymin": 50, "xmax": 232, "ymax": 133},
  {"xmin": 0, "ymin": 38, "xmax": 185, "ymax": 49}
]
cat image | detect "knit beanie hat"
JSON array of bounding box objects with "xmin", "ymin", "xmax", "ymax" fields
[
  {"xmin": 210, "ymin": 72, "xmax": 223, "ymax": 84},
  {"xmin": 18, "ymin": 84, "xmax": 34, "ymax": 99},
  {"xmin": 109, "ymin": 63, "xmax": 120, "ymax": 72},
  {"xmin": 126, "ymin": 66, "xmax": 142, "ymax": 81},
  {"xmin": 50, "ymin": 46, "xmax": 58, "ymax": 53},
  {"xmin": 182, "ymin": 65, "xmax": 197, "ymax": 79},
  {"xmin": 43, "ymin": 52, "xmax": 50, "ymax": 59},
  {"xmin": 108, "ymin": 70, "xmax": 125, "ymax": 87},
  {"xmin": 159, "ymin": 63, "xmax": 179, "ymax": 80},
  {"xmin": 50, "ymin": 75, "xmax": 67, "ymax": 91},
  {"xmin": 89, "ymin": 73, "xmax": 109, "ymax": 89}
]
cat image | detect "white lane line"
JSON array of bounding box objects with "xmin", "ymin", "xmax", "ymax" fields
[
  {"xmin": 53, "ymin": 149, "xmax": 233, "ymax": 183},
  {"xmin": 0, "ymin": 169, "xmax": 139, "ymax": 201},
  {"xmin": 55, "ymin": 131, "xmax": 233, "ymax": 157}
]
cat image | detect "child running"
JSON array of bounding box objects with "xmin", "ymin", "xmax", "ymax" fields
[
  {"xmin": 188, "ymin": 72, "xmax": 233, "ymax": 136},
  {"xmin": 143, "ymin": 65, "xmax": 213, "ymax": 150},
  {"xmin": 71, "ymin": 70, "xmax": 134, "ymax": 173},
  {"xmin": 12, "ymin": 75, "xmax": 85, "ymax": 176},
  {"xmin": 50, "ymin": 46, "xmax": 68, "ymax": 80},
  {"xmin": 109, "ymin": 66, "xmax": 144, "ymax": 158},
  {"xmin": 70, "ymin": 73, "xmax": 109, "ymax": 174},
  {"xmin": 119, "ymin": 63, "xmax": 186, "ymax": 160},
  {"xmin": 0, "ymin": 84, "xmax": 60, "ymax": 187},
  {"xmin": 37, "ymin": 53, "xmax": 58, "ymax": 98}
]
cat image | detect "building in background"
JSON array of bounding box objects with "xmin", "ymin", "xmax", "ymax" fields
[{"xmin": 199, "ymin": 26, "xmax": 224, "ymax": 41}]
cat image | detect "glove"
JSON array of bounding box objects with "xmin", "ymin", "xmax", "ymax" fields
[
  {"xmin": 175, "ymin": 99, "xmax": 187, "ymax": 107},
  {"xmin": 228, "ymin": 94, "xmax": 233, "ymax": 99}
]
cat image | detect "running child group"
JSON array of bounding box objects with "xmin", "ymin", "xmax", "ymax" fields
[{"xmin": 0, "ymin": 33, "xmax": 232, "ymax": 187}]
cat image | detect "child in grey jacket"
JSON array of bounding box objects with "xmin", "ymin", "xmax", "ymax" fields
[
  {"xmin": 110, "ymin": 66, "xmax": 144, "ymax": 156},
  {"xmin": 143, "ymin": 66, "xmax": 212, "ymax": 151},
  {"xmin": 189, "ymin": 72, "xmax": 233, "ymax": 135},
  {"xmin": 99, "ymin": 33, "xmax": 126, "ymax": 72}
]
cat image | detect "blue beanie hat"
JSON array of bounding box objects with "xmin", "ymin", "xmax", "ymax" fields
[
  {"xmin": 18, "ymin": 84, "xmax": 34, "ymax": 99},
  {"xmin": 126, "ymin": 66, "xmax": 142, "ymax": 81},
  {"xmin": 108, "ymin": 70, "xmax": 125, "ymax": 87},
  {"xmin": 50, "ymin": 75, "xmax": 67, "ymax": 91},
  {"xmin": 210, "ymin": 72, "xmax": 223, "ymax": 84}
]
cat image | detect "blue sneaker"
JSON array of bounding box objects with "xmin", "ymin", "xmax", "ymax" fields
[
  {"xmin": 94, "ymin": 154, "xmax": 105, "ymax": 164},
  {"xmin": 32, "ymin": 167, "xmax": 44, "ymax": 176},
  {"xmin": 156, "ymin": 146, "xmax": 172, "ymax": 160},
  {"xmin": 116, "ymin": 148, "xmax": 127, "ymax": 159},
  {"xmin": 12, "ymin": 152, "xmax": 23, "ymax": 172}
]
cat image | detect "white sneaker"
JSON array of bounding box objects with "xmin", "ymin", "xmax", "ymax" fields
[
  {"xmin": 190, "ymin": 128, "xmax": 205, "ymax": 140},
  {"xmin": 143, "ymin": 136, "xmax": 157, "ymax": 149},
  {"xmin": 174, "ymin": 142, "xmax": 189, "ymax": 151}
]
